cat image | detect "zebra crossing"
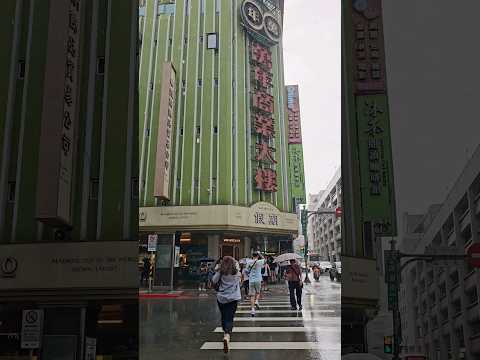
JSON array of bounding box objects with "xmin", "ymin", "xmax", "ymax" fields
[{"xmin": 200, "ymin": 286, "xmax": 341, "ymax": 359}]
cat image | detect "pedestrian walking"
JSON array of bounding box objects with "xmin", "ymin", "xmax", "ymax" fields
[
  {"xmin": 245, "ymin": 251, "xmax": 265, "ymax": 316},
  {"xmin": 261, "ymin": 261, "xmax": 270, "ymax": 291},
  {"xmin": 240, "ymin": 263, "xmax": 250, "ymax": 299},
  {"xmin": 211, "ymin": 256, "xmax": 241, "ymax": 353},
  {"xmin": 285, "ymin": 259, "xmax": 303, "ymax": 310},
  {"xmin": 270, "ymin": 258, "xmax": 277, "ymax": 283},
  {"xmin": 198, "ymin": 262, "xmax": 209, "ymax": 291}
]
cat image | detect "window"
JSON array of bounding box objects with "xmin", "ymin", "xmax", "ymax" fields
[
  {"xmin": 158, "ymin": 3, "xmax": 175, "ymax": 14},
  {"xmin": 213, "ymin": 126, "xmax": 218, "ymax": 134},
  {"xmin": 186, "ymin": 0, "xmax": 190, "ymax": 15},
  {"xmin": 8, "ymin": 182, "xmax": 15, "ymax": 203},
  {"xmin": 207, "ymin": 33, "xmax": 218, "ymax": 50},
  {"xmin": 184, "ymin": 37, "xmax": 188, "ymax": 46},
  {"xmin": 180, "ymin": 128, "xmax": 184, "ymax": 136},
  {"xmin": 145, "ymin": 128, "xmax": 150, "ymax": 137},
  {"xmin": 200, "ymin": 0, "xmax": 205, "ymax": 13},
  {"xmin": 90, "ymin": 179, "xmax": 99, "ymax": 200},
  {"xmin": 214, "ymin": 78, "xmax": 219, "ymax": 87},
  {"xmin": 199, "ymin": 35, "xmax": 203, "ymax": 43},
  {"xmin": 196, "ymin": 126, "xmax": 201, "ymax": 135},
  {"xmin": 215, "ymin": 0, "xmax": 220, "ymax": 13},
  {"xmin": 176, "ymin": 178, "xmax": 181, "ymax": 187},
  {"xmin": 198, "ymin": 79, "xmax": 202, "ymax": 87},
  {"xmin": 18, "ymin": 60, "xmax": 25, "ymax": 79},
  {"xmin": 139, "ymin": 6, "xmax": 146, "ymax": 17}
]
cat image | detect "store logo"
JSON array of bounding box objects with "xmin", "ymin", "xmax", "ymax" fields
[
  {"xmin": 0, "ymin": 257, "xmax": 18, "ymax": 278},
  {"xmin": 240, "ymin": 0, "xmax": 282, "ymax": 46},
  {"xmin": 139, "ymin": 211, "xmax": 146, "ymax": 221}
]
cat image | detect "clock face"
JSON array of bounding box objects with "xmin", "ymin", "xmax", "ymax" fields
[{"xmin": 353, "ymin": 0, "xmax": 368, "ymax": 12}]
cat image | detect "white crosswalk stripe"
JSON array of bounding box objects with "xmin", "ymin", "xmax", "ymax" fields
[{"xmin": 201, "ymin": 290, "xmax": 340, "ymax": 355}]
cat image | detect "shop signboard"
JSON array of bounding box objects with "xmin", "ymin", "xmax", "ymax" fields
[
  {"xmin": 147, "ymin": 234, "xmax": 158, "ymax": 252},
  {"xmin": 0, "ymin": 241, "xmax": 138, "ymax": 290},
  {"xmin": 20, "ymin": 309, "xmax": 44, "ymax": 349},
  {"xmin": 356, "ymin": 94, "xmax": 396, "ymax": 236},
  {"xmin": 154, "ymin": 62, "xmax": 176, "ymax": 201},
  {"xmin": 85, "ymin": 337, "xmax": 96, "ymax": 360},
  {"xmin": 341, "ymin": 256, "xmax": 379, "ymax": 300},
  {"xmin": 36, "ymin": 0, "xmax": 82, "ymax": 226},
  {"xmin": 174, "ymin": 246, "xmax": 180, "ymax": 268}
]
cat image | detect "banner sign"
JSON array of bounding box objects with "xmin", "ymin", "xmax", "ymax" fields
[
  {"xmin": 356, "ymin": 94, "xmax": 396, "ymax": 235},
  {"xmin": 350, "ymin": 0, "xmax": 386, "ymax": 95},
  {"xmin": 240, "ymin": 0, "xmax": 282, "ymax": 47}
]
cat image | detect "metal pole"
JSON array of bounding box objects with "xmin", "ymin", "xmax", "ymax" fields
[{"xmin": 170, "ymin": 233, "xmax": 175, "ymax": 291}]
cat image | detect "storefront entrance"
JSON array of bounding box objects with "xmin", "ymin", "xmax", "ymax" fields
[{"xmin": 220, "ymin": 244, "xmax": 240, "ymax": 259}]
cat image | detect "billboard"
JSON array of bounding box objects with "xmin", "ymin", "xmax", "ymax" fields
[
  {"xmin": 288, "ymin": 144, "xmax": 306, "ymax": 208},
  {"xmin": 154, "ymin": 62, "xmax": 176, "ymax": 200},
  {"xmin": 36, "ymin": 0, "xmax": 82, "ymax": 226},
  {"xmin": 286, "ymin": 85, "xmax": 302, "ymax": 144},
  {"xmin": 356, "ymin": 94, "xmax": 396, "ymax": 236}
]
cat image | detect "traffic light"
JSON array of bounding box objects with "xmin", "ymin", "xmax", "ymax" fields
[
  {"xmin": 384, "ymin": 336, "xmax": 393, "ymax": 354},
  {"xmin": 301, "ymin": 208, "xmax": 307, "ymax": 226}
]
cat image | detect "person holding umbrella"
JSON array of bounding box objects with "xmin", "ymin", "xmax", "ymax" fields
[
  {"xmin": 286, "ymin": 259, "xmax": 303, "ymax": 310},
  {"xmin": 273, "ymin": 253, "xmax": 303, "ymax": 310}
]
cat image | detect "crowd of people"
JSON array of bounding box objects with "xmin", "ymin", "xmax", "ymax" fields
[{"xmin": 209, "ymin": 252, "xmax": 304, "ymax": 353}]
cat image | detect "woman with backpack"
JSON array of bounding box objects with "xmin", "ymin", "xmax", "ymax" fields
[{"xmin": 211, "ymin": 256, "xmax": 241, "ymax": 353}]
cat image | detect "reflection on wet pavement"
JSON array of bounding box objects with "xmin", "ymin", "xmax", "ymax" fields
[{"xmin": 140, "ymin": 276, "xmax": 340, "ymax": 359}]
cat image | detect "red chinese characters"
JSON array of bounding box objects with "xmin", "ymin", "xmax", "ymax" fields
[
  {"xmin": 252, "ymin": 91, "xmax": 274, "ymax": 113},
  {"xmin": 250, "ymin": 40, "xmax": 277, "ymax": 193},
  {"xmin": 255, "ymin": 168, "xmax": 277, "ymax": 192},
  {"xmin": 251, "ymin": 42, "xmax": 272, "ymax": 69},
  {"xmin": 254, "ymin": 114, "xmax": 274, "ymax": 137},
  {"xmin": 256, "ymin": 142, "xmax": 277, "ymax": 164}
]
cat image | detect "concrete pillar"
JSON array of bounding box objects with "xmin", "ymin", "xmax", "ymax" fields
[{"xmin": 208, "ymin": 234, "xmax": 220, "ymax": 259}]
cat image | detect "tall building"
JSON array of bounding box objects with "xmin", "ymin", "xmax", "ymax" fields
[
  {"xmin": 138, "ymin": 0, "xmax": 303, "ymax": 287},
  {"xmin": 341, "ymin": 0, "xmax": 397, "ymax": 354},
  {"xmin": 0, "ymin": 1, "xmax": 138, "ymax": 358},
  {"xmin": 308, "ymin": 168, "xmax": 342, "ymax": 262},
  {"xmin": 398, "ymin": 145, "xmax": 480, "ymax": 360}
]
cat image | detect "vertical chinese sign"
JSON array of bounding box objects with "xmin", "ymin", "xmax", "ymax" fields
[
  {"xmin": 240, "ymin": 0, "xmax": 282, "ymax": 197},
  {"xmin": 37, "ymin": 0, "xmax": 82, "ymax": 226},
  {"xmin": 286, "ymin": 85, "xmax": 306, "ymax": 211},
  {"xmin": 350, "ymin": 0, "xmax": 396, "ymax": 236},
  {"xmin": 251, "ymin": 41, "xmax": 277, "ymax": 193},
  {"xmin": 154, "ymin": 62, "xmax": 176, "ymax": 201}
]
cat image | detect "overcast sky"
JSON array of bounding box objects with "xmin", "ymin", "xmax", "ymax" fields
[{"xmin": 282, "ymin": 1, "xmax": 341, "ymax": 197}]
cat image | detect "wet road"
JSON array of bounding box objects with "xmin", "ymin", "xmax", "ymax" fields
[{"xmin": 140, "ymin": 275, "xmax": 340, "ymax": 359}]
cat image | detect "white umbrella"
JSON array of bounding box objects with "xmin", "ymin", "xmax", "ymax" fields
[{"xmin": 273, "ymin": 253, "xmax": 302, "ymax": 263}]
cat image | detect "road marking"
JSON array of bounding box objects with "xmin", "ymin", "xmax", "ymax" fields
[
  {"xmin": 233, "ymin": 317, "xmax": 338, "ymax": 322},
  {"xmin": 236, "ymin": 309, "xmax": 334, "ymax": 314},
  {"xmin": 213, "ymin": 326, "xmax": 339, "ymax": 333},
  {"xmin": 200, "ymin": 342, "xmax": 338, "ymax": 350}
]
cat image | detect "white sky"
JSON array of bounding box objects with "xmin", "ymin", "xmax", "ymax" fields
[{"xmin": 282, "ymin": 1, "xmax": 341, "ymax": 197}]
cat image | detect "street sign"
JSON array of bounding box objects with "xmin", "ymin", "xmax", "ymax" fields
[
  {"xmin": 335, "ymin": 207, "xmax": 342, "ymax": 218},
  {"xmin": 148, "ymin": 234, "xmax": 158, "ymax": 252},
  {"xmin": 384, "ymin": 250, "xmax": 400, "ymax": 284},
  {"xmin": 387, "ymin": 283, "xmax": 398, "ymax": 310},
  {"xmin": 384, "ymin": 336, "xmax": 393, "ymax": 354},
  {"xmin": 21, "ymin": 309, "xmax": 44, "ymax": 349},
  {"xmin": 467, "ymin": 243, "xmax": 480, "ymax": 268}
]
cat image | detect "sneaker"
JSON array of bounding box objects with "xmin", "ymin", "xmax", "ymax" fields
[
  {"xmin": 251, "ymin": 308, "xmax": 256, "ymax": 317},
  {"xmin": 223, "ymin": 334, "xmax": 230, "ymax": 353},
  {"xmin": 291, "ymin": 306, "xmax": 297, "ymax": 310},
  {"xmin": 298, "ymin": 305, "xmax": 303, "ymax": 310}
]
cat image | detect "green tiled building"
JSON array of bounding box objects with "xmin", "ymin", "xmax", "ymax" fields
[{"xmin": 139, "ymin": 0, "xmax": 304, "ymax": 285}]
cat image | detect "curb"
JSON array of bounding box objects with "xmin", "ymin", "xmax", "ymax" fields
[{"xmin": 139, "ymin": 292, "xmax": 183, "ymax": 299}]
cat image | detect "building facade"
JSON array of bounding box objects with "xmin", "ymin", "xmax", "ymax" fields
[
  {"xmin": 138, "ymin": 0, "xmax": 302, "ymax": 287},
  {"xmin": 0, "ymin": 1, "xmax": 138, "ymax": 358},
  {"xmin": 307, "ymin": 168, "xmax": 342, "ymax": 262},
  {"xmin": 399, "ymin": 145, "xmax": 480, "ymax": 360}
]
